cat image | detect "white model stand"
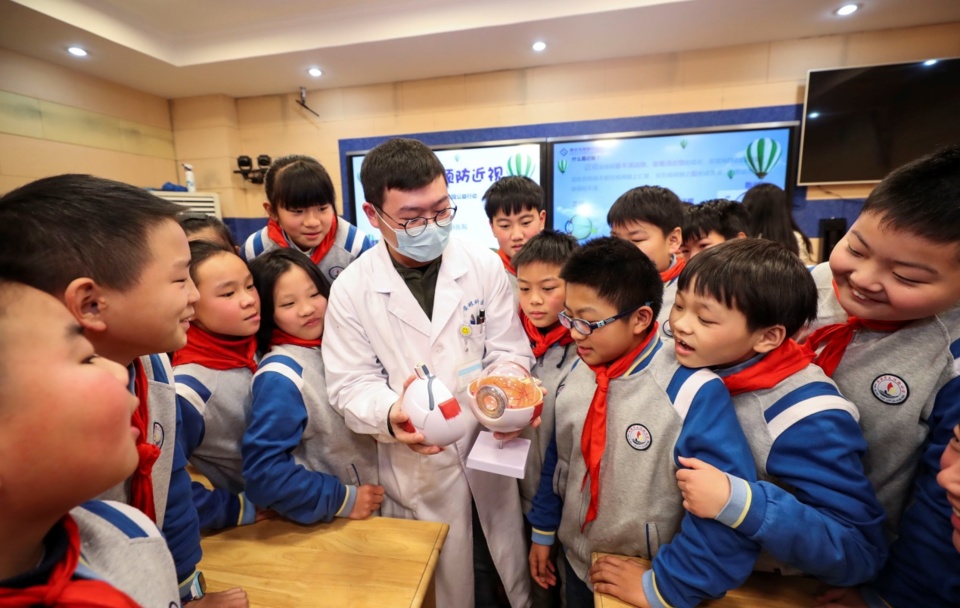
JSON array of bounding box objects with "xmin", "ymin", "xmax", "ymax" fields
[{"xmin": 466, "ymin": 432, "xmax": 531, "ymax": 479}]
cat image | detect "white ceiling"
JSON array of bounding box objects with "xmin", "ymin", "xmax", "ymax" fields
[{"xmin": 1, "ymin": 0, "xmax": 959, "ymax": 99}]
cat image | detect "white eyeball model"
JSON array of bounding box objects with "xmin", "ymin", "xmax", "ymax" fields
[
  {"xmin": 398, "ymin": 363, "xmax": 468, "ymax": 447},
  {"xmin": 467, "ymin": 361, "xmax": 543, "ymax": 434}
]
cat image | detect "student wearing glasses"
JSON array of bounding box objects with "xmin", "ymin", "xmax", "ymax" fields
[
  {"xmin": 323, "ymin": 138, "xmax": 536, "ymax": 608},
  {"xmin": 527, "ymin": 237, "xmax": 759, "ymax": 608}
]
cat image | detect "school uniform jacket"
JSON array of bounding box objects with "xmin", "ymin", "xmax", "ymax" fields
[
  {"xmin": 527, "ymin": 339, "xmax": 759, "ymax": 608},
  {"xmin": 240, "ymin": 217, "xmax": 374, "ymax": 283},
  {"xmin": 715, "ymin": 360, "xmax": 887, "ymax": 586},
  {"xmin": 94, "ymin": 354, "xmax": 201, "ymax": 591},
  {"xmin": 519, "ymin": 340, "xmax": 576, "ymax": 514},
  {"xmin": 242, "ymin": 344, "xmax": 379, "ymax": 523},
  {"xmin": 324, "ymin": 235, "xmax": 535, "ymax": 608},
  {"xmin": 657, "ymin": 258, "xmax": 682, "ymax": 329},
  {"xmin": 801, "ymin": 263, "xmax": 960, "ymax": 538},
  {"xmin": 174, "ymin": 365, "xmax": 252, "ymax": 495},
  {"xmin": 72, "ymin": 500, "xmax": 181, "ymax": 608}
]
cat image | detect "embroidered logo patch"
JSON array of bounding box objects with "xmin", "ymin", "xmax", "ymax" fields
[
  {"xmin": 329, "ymin": 266, "xmax": 344, "ymax": 279},
  {"xmin": 661, "ymin": 320, "xmax": 673, "ymax": 339},
  {"xmin": 153, "ymin": 422, "xmax": 165, "ymax": 448},
  {"xmin": 625, "ymin": 424, "xmax": 652, "ymax": 450},
  {"xmin": 872, "ymin": 374, "xmax": 908, "ymax": 405}
]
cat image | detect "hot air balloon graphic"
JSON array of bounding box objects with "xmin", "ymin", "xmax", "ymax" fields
[
  {"xmin": 744, "ymin": 138, "xmax": 782, "ymax": 179},
  {"xmin": 680, "ymin": 139, "xmax": 688, "ymax": 149},
  {"xmin": 507, "ymin": 153, "xmax": 536, "ymax": 178},
  {"xmin": 726, "ymin": 169, "xmax": 736, "ymax": 179},
  {"xmin": 557, "ymin": 159, "xmax": 568, "ymax": 174}
]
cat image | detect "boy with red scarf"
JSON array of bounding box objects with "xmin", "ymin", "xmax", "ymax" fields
[
  {"xmin": 0, "ymin": 281, "xmax": 180, "ymax": 607},
  {"xmin": 668, "ymin": 239, "xmax": 886, "ymax": 588},
  {"xmin": 800, "ymin": 146, "xmax": 960, "ymax": 608},
  {"xmin": 528, "ymin": 237, "xmax": 758, "ymax": 608},
  {"xmin": 483, "ymin": 176, "xmax": 547, "ymax": 301},
  {"xmin": 240, "ymin": 154, "xmax": 374, "ymax": 283},
  {"xmin": 0, "ymin": 175, "xmax": 246, "ymax": 606},
  {"xmin": 608, "ymin": 186, "xmax": 686, "ymax": 331}
]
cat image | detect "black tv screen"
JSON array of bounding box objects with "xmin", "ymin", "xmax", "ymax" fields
[{"xmin": 799, "ymin": 57, "xmax": 960, "ymax": 185}]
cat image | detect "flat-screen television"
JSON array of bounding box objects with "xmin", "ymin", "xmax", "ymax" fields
[
  {"xmin": 345, "ymin": 141, "xmax": 546, "ymax": 249},
  {"xmin": 551, "ymin": 125, "xmax": 794, "ymax": 241},
  {"xmin": 799, "ymin": 57, "xmax": 960, "ymax": 185}
]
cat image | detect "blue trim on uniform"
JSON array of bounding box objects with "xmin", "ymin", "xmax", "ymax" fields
[
  {"xmin": 344, "ymin": 223, "xmax": 357, "ymax": 251},
  {"xmin": 253, "ymin": 230, "xmax": 266, "ymax": 257},
  {"xmin": 763, "ymin": 381, "xmax": 840, "ymax": 423},
  {"xmin": 664, "ymin": 364, "xmax": 701, "ymax": 402},
  {"xmin": 78, "ymin": 501, "xmax": 149, "ymax": 539},
  {"xmin": 627, "ymin": 336, "xmax": 662, "ymax": 376},
  {"xmin": 259, "ymin": 354, "xmax": 304, "ymax": 377},
  {"xmin": 950, "ymin": 338, "xmax": 960, "ymax": 360},
  {"xmin": 148, "ymin": 353, "xmax": 169, "ymax": 384},
  {"xmin": 174, "ymin": 374, "xmax": 212, "ymax": 404}
]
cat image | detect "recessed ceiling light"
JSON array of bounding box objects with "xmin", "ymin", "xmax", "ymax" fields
[
  {"xmin": 67, "ymin": 46, "xmax": 88, "ymax": 57},
  {"xmin": 307, "ymin": 67, "xmax": 322, "ymax": 77},
  {"xmin": 834, "ymin": 3, "xmax": 860, "ymax": 16},
  {"xmin": 923, "ymin": 59, "xmax": 938, "ymax": 66},
  {"xmin": 532, "ymin": 41, "xmax": 547, "ymax": 52},
  {"xmin": 808, "ymin": 112, "xmax": 820, "ymax": 119}
]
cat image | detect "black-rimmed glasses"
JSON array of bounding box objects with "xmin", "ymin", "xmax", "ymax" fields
[
  {"xmin": 376, "ymin": 205, "xmax": 458, "ymax": 237},
  {"xmin": 558, "ymin": 303, "xmax": 648, "ymax": 336}
]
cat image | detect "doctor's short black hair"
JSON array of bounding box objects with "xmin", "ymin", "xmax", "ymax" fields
[
  {"xmin": 360, "ymin": 138, "xmax": 447, "ymax": 211},
  {"xmin": 677, "ymin": 238, "xmax": 817, "ymax": 337},
  {"xmin": 0, "ymin": 174, "xmax": 182, "ymax": 296},
  {"xmin": 249, "ymin": 248, "xmax": 330, "ymax": 353},
  {"xmin": 560, "ymin": 237, "xmax": 662, "ymax": 321}
]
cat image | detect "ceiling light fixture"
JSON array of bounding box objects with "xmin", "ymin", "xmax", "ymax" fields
[
  {"xmin": 307, "ymin": 67, "xmax": 322, "ymax": 77},
  {"xmin": 808, "ymin": 112, "xmax": 820, "ymax": 119},
  {"xmin": 923, "ymin": 59, "xmax": 938, "ymax": 66},
  {"xmin": 532, "ymin": 41, "xmax": 547, "ymax": 52},
  {"xmin": 834, "ymin": 3, "xmax": 861, "ymax": 16},
  {"xmin": 67, "ymin": 46, "xmax": 88, "ymax": 57}
]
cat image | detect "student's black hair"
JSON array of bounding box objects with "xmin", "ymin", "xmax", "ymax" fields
[
  {"xmin": 512, "ymin": 229, "xmax": 579, "ymax": 271},
  {"xmin": 607, "ymin": 186, "xmax": 684, "ymax": 236},
  {"xmin": 0, "ymin": 174, "xmax": 182, "ymax": 296},
  {"xmin": 677, "ymin": 239, "xmax": 818, "ymax": 338},
  {"xmin": 682, "ymin": 199, "xmax": 751, "ymax": 243},
  {"xmin": 187, "ymin": 240, "xmax": 236, "ymax": 285},
  {"xmin": 264, "ymin": 154, "xmax": 337, "ymax": 212},
  {"xmin": 560, "ymin": 237, "xmax": 663, "ymax": 322},
  {"xmin": 482, "ymin": 176, "xmax": 545, "ymax": 221},
  {"xmin": 860, "ymin": 145, "xmax": 960, "ymax": 252},
  {"xmin": 178, "ymin": 212, "xmax": 238, "ymax": 250},
  {"xmin": 741, "ymin": 183, "xmax": 809, "ymax": 258},
  {"xmin": 248, "ymin": 249, "xmax": 331, "ymax": 353},
  {"xmin": 360, "ymin": 138, "xmax": 447, "ymax": 210}
]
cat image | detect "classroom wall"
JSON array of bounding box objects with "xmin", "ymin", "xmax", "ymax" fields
[{"xmin": 0, "ymin": 48, "xmax": 177, "ymax": 194}]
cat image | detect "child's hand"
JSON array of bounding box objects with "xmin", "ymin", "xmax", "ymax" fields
[
  {"xmin": 348, "ymin": 484, "xmax": 385, "ymax": 519},
  {"xmin": 816, "ymin": 587, "xmax": 869, "ymax": 607},
  {"xmin": 589, "ymin": 556, "xmax": 651, "ymax": 608},
  {"xmin": 388, "ymin": 375, "xmax": 442, "ymax": 455},
  {"xmin": 189, "ymin": 587, "xmax": 248, "ymax": 607},
  {"xmin": 528, "ymin": 543, "xmax": 556, "ymax": 589},
  {"xmin": 676, "ymin": 456, "xmax": 731, "ymax": 519},
  {"xmin": 255, "ymin": 508, "xmax": 277, "ymax": 522}
]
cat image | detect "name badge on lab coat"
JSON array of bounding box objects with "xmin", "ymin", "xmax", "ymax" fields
[{"xmin": 456, "ymin": 357, "xmax": 482, "ymax": 391}]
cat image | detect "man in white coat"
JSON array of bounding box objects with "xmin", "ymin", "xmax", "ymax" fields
[{"xmin": 324, "ymin": 138, "xmax": 535, "ymax": 608}]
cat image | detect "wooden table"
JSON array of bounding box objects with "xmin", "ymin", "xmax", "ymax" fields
[
  {"xmin": 592, "ymin": 553, "xmax": 822, "ymax": 608},
  {"xmin": 199, "ymin": 516, "xmax": 448, "ymax": 608}
]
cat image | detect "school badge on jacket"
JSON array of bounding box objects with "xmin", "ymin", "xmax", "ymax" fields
[{"xmin": 872, "ymin": 374, "xmax": 908, "ymax": 405}]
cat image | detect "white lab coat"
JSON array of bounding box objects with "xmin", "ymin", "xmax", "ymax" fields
[{"xmin": 324, "ymin": 235, "xmax": 534, "ymax": 608}]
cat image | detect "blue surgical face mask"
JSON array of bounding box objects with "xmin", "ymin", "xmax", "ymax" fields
[{"xmin": 378, "ymin": 213, "xmax": 452, "ymax": 263}]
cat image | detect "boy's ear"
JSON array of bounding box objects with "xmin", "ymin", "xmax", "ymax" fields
[
  {"xmin": 735, "ymin": 232, "xmax": 747, "ymax": 239},
  {"xmin": 631, "ymin": 306, "xmax": 655, "ymax": 336},
  {"xmin": 262, "ymin": 201, "xmax": 277, "ymax": 221},
  {"xmin": 537, "ymin": 209, "xmax": 546, "ymax": 230},
  {"xmin": 362, "ymin": 202, "xmax": 380, "ymax": 228},
  {"xmin": 63, "ymin": 277, "xmax": 108, "ymax": 333},
  {"xmin": 753, "ymin": 325, "xmax": 787, "ymax": 354},
  {"xmin": 666, "ymin": 226, "xmax": 683, "ymax": 254}
]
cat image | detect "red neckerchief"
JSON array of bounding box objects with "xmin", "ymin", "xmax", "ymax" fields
[
  {"xmin": 520, "ymin": 309, "xmax": 572, "ymax": 359},
  {"xmin": 268, "ymin": 328, "xmax": 322, "ymax": 350},
  {"xmin": 497, "ymin": 249, "xmax": 517, "ymax": 276},
  {"xmin": 802, "ymin": 280, "xmax": 909, "ymax": 377},
  {"xmin": 581, "ymin": 324, "xmax": 659, "ymax": 531},
  {"xmin": 266, "ymin": 215, "xmax": 338, "ymax": 265},
  {"xmin": 0, "ymin": 516, "xmax": 140, "ymax": 607},
  {"xmin": 130, "ymin": 359, "xmax": 160, "ymax": 523},
  {"xmin": 721, "ymin": 340, "xmax": 814, "ymax": 396},
  {"xmin": 172, "ymin": 325, "xmax": 257, "ymax": 374},
  {"xmin": 660, "ymin": 256, "xmax": 685, "ymax": 284}
]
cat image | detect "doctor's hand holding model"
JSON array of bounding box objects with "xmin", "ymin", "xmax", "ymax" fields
[{"xmin": 323, "ymin": 138, "xmax": 535, "ymax": 608}]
